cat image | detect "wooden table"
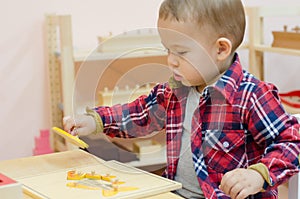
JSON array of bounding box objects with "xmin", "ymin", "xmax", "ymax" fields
[{"xmin": 0, "ymin": 150, "xmax": 182, "ymax": 199}]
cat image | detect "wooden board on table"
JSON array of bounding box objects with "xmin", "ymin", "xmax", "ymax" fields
[{"xmin": 18, "ymin": 160, "xmax": 181, "ymax": 199}]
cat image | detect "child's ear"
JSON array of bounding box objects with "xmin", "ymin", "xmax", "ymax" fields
[{"xmin": 215, "ymin": 37, "xmax": 232, "ymax": 61}]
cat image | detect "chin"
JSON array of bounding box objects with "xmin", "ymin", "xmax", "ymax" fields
[
  {"xmin": 181, "ymin": 81, "xmax": 193, "ymax": 87},
  {"xmin": 182, "ymin": 80, "xmax": 204, "ymax": 88}
]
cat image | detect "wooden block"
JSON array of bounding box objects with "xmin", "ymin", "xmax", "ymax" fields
[
  {"xmin": 0, "ymin": 173, "xmax": 22, "ymax": 199},
  {"xmin": 40, "ymin": 129, "xmax": 50, "ymax": 137},
  {"xmin": 133, "ymin": 140, "xmax": 162, "ymax": 160},
  {"xmin": 272, "ymin": 31, "xmax": 300, "ymax": 50},
  {"xmin": 33, "ymin": 128, "xmax": 53, "ymax": 155},
  {"xmin": 34, "ymin": 136, "xmax": 50, "ymax": 149}
]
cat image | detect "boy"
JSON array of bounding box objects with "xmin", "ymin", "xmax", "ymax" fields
[{"xmin": 64, "ymin": 0, "xmax": 300, "ymax": 198}]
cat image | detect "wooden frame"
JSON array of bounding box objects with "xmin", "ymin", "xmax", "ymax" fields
[{"xmin": 45, "ymin": 14, "xmax": 76, "ymax": 151}]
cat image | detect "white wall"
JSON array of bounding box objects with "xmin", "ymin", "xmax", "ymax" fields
[{"xmin": 1, "ymin": 0, "xmax": 300, "ymax": 161}]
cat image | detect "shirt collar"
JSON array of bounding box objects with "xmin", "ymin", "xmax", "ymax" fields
[
  {"xmin": 168, "ymin": 53, "xmax": 243, "ymax": 104},
  {"xmin": 213, "ymin": 53, "xmax": 243, "ymax": 104}
]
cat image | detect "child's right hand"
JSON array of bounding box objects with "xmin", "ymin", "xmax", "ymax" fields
[{"xmin": 63, "ymin": 115, "xmax": 96, "ymax": 136}]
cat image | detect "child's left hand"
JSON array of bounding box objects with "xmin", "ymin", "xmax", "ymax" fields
[{"xmin": 219, "ymin": 168, "xmax": 264, "ymax": 199}]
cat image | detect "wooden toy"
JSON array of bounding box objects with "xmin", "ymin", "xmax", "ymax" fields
[
  {"xmin": 67, "ymin": 170, "xmax": 86, "ymax": 180},
  {"xmin": 67, "ymin": 170, "xmax": 118, "ymax": 182},
  {"xmin": 19, "ymin": 161, "xmax": 181, "ymax": 198},
  {"xmin": 66, "ymin": 169, "xmax": 136, "ymax": 197},
  {"xmin": 33, "ymin": 129, "xmax": 53, "ymax": 155},
  {"xmin": 67, "ymin": 182, "xmax": 101, "ymax": 190},
  {"xmin": 102, "ymin": 184, "xmax": 139, "ymax": 197},
  {"xmin": 84, "ymin": 171, "xmax": 102, "ymax": 180},
  {"xmin": 100, "ymin": 174, "xmax": 117, "ymax": 182},
  {"xmin": 52, "ymin": 127, "xmax": 89, "ymax": 148},
  {"xmin": 132, "ymin": 139, "xmax": 163, "ymax": 160},
  {"xmin": 272, "ymin": 25, "xmax": 300, "ymax": 50},
  {"xmin": 67, "ymin": 180, "xmax": 138, "ymax": 196},
  {"xmin": 0, "ymin": 173, "xmax": 22, "ymax": 199}
]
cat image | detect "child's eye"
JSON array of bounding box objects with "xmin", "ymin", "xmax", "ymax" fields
[
  {"xmin": 177, "ymin": 51, "xmax": 187, "ymax": 55},
  {"xmin": 165, "ymin": 48, "xmax": 188, "ymax": 56}
]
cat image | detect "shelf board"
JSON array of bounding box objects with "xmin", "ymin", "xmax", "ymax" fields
[
  {"xmin": 73, "ymin": 49, "xmax": 167, "ymax": 62},
  {"xmin": 73, "ymin": 43, "xmax": 251, "ymax": 61},
  {"xmin": 254, "ymin": 45, "xmax": 300, "ymax": 56},
  {"xmin": 246, "ymin": 6, "xmax": 300, "ymax": 17}
]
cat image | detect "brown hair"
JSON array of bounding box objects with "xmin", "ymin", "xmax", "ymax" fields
[{"xmin": 159, "ymin": 0, "xmax": 246, "ymax": 51}]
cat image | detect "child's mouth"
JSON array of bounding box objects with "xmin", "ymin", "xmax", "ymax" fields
[{"xmin": 173, "ymin": 73, "xmax": 183, "ymax": 81}]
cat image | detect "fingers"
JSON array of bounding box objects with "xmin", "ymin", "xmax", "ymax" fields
[
  {"xmin": 73, "ymin": 126, "xmax": 90, "ymax": 136},
  {"xmin": 219, "ymin": 169, "xmax": 246, "ymax": 199},
  {"xmin": 63, "ymin": 116, "xmax": 79, "ymax": 135},
  {"xmin": 71, "ymin": 127, "xmax": 78, "ymax": 136},
  {"xmin": 63, "ymin": 115, "xmax": 96, "ymax": 136},
  {"xmin": 235, "ymin": 189, "xmax": 249, "ymax": 199},
  {"xmin": 63, "ymin": 116, "xmax": 73, "ymax": 132},
  {"xmin": 220, "ymin": 169, "xmax": 263, "ymax": 199},
  {"xmin": 227, "ymin": 183, "xmax": 247, "ymax": 199},
  {"xmin": 220, "ymin": 171, "xmax": 239, "ymax": 197}
]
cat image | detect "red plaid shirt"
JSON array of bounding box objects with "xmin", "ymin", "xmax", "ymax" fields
[{"xmin": 94, "ymin": 53, "xmax": 300, "ymax": 198}]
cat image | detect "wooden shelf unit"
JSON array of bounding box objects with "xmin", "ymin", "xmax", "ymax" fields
[
  {"xmin": 45, "ymin": 14, "xmax": 169, "ymax": 168},
  {"xmin": 245, "ymin": 6, "xmax": 300, "ymax": 80},
  {"xmin": 45, "ymin": 15, "xmax": 75, "ymax": 151}
]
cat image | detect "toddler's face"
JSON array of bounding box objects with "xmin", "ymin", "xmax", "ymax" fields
[{"xmin": 158, "ymin": 18, "xmax": 222, "ymax": 89}]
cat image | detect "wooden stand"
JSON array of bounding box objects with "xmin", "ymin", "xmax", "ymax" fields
[{"xmin": 272, "ymin": 25, "xmax": 300, "ymax": 50}]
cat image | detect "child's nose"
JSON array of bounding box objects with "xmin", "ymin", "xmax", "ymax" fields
[{"xmin": 167, "ymin": 53, "xmax": 179, "ymax": 68}]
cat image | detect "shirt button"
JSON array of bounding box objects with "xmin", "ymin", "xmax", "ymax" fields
[{"xmin": 223, "ymin": 141, "xmax": 229, "ymax": 148}]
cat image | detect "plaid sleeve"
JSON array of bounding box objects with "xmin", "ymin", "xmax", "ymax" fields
[
  {"xmin": 247, "ymin": 82, "xmax": 300, "ymax": 189},
  {"xmin": 92, "ymin": 84, "xmax": 169, "ymax": 138},
  {"xmin": 86, "ymin": 107, "xmax": 104, "ymax": 134}
]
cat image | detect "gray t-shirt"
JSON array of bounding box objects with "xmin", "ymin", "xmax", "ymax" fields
[{"xmin": 174, "ymin": 87, "xmax": 205, "ymax": 199}]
